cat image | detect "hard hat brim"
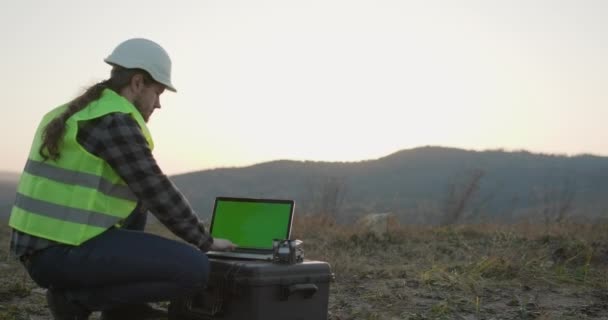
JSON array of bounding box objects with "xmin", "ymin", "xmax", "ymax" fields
[{"xmin": 104, "ymin": 59, "xmax": 177, "ymax": 93}]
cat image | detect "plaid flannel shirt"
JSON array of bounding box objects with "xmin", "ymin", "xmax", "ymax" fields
[{"xmin": 10, "ymin": 112, "xmax": 213, "ymax": 257}]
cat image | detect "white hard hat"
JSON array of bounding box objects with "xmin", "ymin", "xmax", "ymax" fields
[{"xmin": 104, "ymin": 38, "xmax": 177, "ymax": 92}]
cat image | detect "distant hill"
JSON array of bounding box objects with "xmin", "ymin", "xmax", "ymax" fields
[
  {"xmin": 0, "ymin": 171, "xmax": 19, "ymax": 218},
  {"xmin": 1, "ymin": 147, "xmax": 607, "ymax": 224},
  {"xmin": 0, "ymin": 171, "xmax": 19, "ymax": 183},
  {"xmin": 170, "ymin": 147, "xmax": 608, "ymax": 224},
  {"xmin": 0, "ymin": 181, "xmax": 17, "ymax": 219}
]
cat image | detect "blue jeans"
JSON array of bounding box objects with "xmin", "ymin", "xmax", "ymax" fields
[{"xmin": 25, "ymin": 211, "xmax": 209, "ymax": 311}]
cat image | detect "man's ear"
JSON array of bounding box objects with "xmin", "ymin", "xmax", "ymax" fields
[{"xmin": 130, "ymin": 74, "xmax": 145, "ymax": 93}]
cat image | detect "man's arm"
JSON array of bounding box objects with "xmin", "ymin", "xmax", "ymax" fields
[{"xmin": 77, "ymin": 113, "xmax": 214, "ymax": 250}]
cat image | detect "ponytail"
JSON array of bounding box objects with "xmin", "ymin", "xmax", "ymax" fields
[{"xmin": 39, "ymin": 67, "xmax": 153, "ymax": 160}]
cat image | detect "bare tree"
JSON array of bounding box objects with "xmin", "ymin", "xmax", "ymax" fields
[
  {"xmin": 534, "ymin": 179, "xmax": 575, "ymax": 232},
  {"xmin": 318, "ymin": 176, "xmax": 347, "ymax": 219},
  {"xmin": 441, "ymin": 169, "xmax": 485, "ymax": 226}
]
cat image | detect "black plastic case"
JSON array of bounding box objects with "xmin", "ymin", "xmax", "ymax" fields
[{"xmin": 169, "ymin": 259, "xmax": 332, "ymax": 320}]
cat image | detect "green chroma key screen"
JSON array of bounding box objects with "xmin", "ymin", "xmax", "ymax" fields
[{"xmin": 210, "ymin": 198, "xmax": 294, "ymax": 249}]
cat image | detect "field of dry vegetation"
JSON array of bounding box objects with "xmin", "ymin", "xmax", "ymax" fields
[{"xmin": 1, "ymin": 216, "xmax": 607, "ymax": 320}]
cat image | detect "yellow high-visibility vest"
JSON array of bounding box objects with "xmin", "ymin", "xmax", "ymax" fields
[{"xmin": 9, "ymin": 89, "xmax": 154, "ymax": 245}]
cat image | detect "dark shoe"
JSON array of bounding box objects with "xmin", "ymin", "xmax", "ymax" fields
[
  {"xmin": 101, "ymin": 303, "xmax": 168, "ymax": 320},
  {"xmin": 46, "ymin": 289, "xmax": 91, "ymax": 320}
]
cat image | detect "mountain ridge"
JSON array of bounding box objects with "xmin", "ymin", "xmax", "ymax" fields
[
  {"xmin": 170, "ymin": 146, "xmax": 608, "ymax": 224},
  {"xmin": 1, "ymin": 146, "xmax": 607, "ymax": 223}
]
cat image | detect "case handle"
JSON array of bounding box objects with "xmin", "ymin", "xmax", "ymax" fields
[{"xmin": 281, "ymin": 283, "xmax": 318, "ymax": 301}]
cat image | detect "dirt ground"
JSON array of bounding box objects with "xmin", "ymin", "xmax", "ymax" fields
[{"xmin": 1, "ymin": 220, "xmax": 607, "ymax": 320}]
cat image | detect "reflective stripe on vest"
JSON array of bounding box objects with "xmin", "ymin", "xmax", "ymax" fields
[
  {"xmin": 9, "ymin": 89, "xmax": 153, "ymax": 245},
  {"xmin": 14, "ymin": 193, "xmax": 122, "ymax": 228},
  {"xmin": 23, "ymin": 159, "xmax": 136, "ymax": 201}
]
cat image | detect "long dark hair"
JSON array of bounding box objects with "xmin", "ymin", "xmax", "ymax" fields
[{"xmin": 39, "ymin": 67, "xmax": 153, "ymax": 161}]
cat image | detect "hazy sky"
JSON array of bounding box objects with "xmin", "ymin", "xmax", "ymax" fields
[{"xmin": 1, "ymin": 0, "xmax": 607, "ymax": 175}]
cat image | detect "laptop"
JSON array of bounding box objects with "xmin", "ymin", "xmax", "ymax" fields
[{"xmin": 205, "ymin": 197, "xmax": 295, "ymax": 261}]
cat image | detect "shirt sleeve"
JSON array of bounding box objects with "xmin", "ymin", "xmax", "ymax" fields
[{"xmin": 77, "ymin": 113, "xmax": 214, "ymax": 251}]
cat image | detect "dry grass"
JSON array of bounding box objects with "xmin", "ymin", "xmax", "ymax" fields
[
  {"xmin": 1, "ymin": 217, "xmax": 607, "ymax": 319},
  {"xmin": 293, "ymin": 215, "xmax": 608, "ymax": 319}
]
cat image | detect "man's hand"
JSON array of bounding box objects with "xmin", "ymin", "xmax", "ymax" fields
[{"xmin": 209, "ymin": 238, "xmax": 237, "ymax": 251}]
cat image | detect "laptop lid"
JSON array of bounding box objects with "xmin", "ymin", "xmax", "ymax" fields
[{"xmin": 209, "ymin": 197, "xmax": 295, "ymax": 251}]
